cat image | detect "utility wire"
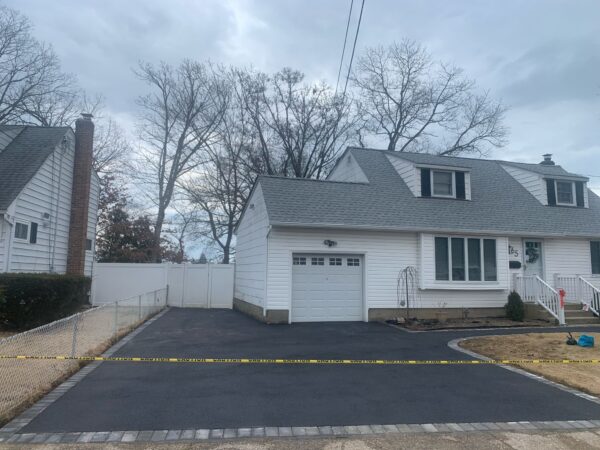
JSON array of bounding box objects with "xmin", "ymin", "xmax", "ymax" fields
[
  {"xmin": 342, "ymin": 0, "xmax": 366, "ymax": 98},
  {"xmin": 335, "ymin": 0, "xmax": 355, "ymax": 95}
]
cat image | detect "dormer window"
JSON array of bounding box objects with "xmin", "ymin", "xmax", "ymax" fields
[
  {"xmin": 432, "ymin": 171, "xmax": 454, "ymax": 197},
  {"xmin": 420, "ymin": 167, "xmax": 468, "ymax": 200},
  {"xmin": 546, "ymin": 178, "xmax": 585, "ymax": 208},
  {"xmin": 555, "ymin": 181, "xmax": 575, "ymax": 206}
]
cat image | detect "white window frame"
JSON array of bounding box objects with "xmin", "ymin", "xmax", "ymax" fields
[
  {"xmin": 431, "ymin": 170, "xmax": 456, "ymax": 198},
  {"xmin": 434, "ymin": 236, "xmax": 498, "ymax": 283},
  {"xmin": 13, "ymin": 221, "xmax": 30, "ymax": 242},
  {"xmin": 293, "ymin": 256, "xmax": 307, "ymax": 266},
  {"xmin": 555, "ymin": 180, "xmax": 576, "ymax": 206}
]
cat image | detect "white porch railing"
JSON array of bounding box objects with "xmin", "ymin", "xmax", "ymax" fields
[
  {"xmin": 555, "ymin": 274, "xmax": 600, "ymax": 317},
  {"xmin": 514, "ymin": 275, "xmax": 565, "ymax": 325}
]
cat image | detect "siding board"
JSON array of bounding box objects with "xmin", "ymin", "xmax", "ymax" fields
[
  {"xmin": 327, "ymin": 153, "xmax": 369, "ymax": 183},
  {"xmin": 386, "ymin": 155, "xmax": 418, "ymax": 196},
  {"xmin": 9, "ymin": 139, "xmax": 74, "ymax": 273},
  {"xmin": 234, "ymin": 184, "xmax": 269, "ymax": 307},
  {"xmin": 501, "ymin": 165, "xmax": 547, "ymax": 205}
]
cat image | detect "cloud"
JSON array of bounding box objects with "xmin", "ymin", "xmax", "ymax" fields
[{"xmin": 4, "ymin": 0, "xmax": 599, "ymax": 194}]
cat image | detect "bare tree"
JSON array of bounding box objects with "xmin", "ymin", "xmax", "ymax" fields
[
  {"xmin": 352, "ymin": 39, "xmax": 507, "ymax": 155},
  {"xmin": 183, "ymin": 70, "xmax": 253, "ymax": 263},
  {"xmin": 92, "ymin": 116, "xmax": 132, "ymax": 176},
  {"xmin": 0, "ymin": 6, "xmax": 75, "ymax": 124},
  {"xmin": 134, "ymin": 60, "xmax": 228, "ymax": 261},
  {"xmin": 239, "ymin": 67, "xmax": 357, "ymax": 179}
]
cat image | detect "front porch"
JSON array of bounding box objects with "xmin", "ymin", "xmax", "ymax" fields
[{"xmin": 513, "ymin": 273, "xmax": 600, "ymax": 325}]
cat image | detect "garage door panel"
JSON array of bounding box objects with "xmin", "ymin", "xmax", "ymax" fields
[{"xmin": 292, "ymin": 254, "xmax": 363, "ymax": 322}]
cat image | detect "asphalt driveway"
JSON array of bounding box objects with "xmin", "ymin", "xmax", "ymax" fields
[{"xmin": 21, "ymin": 308, "xmax": 600, "ymax": 433}]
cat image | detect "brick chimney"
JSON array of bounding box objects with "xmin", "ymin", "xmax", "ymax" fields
[
  {"xmin": 66, "ymin": 113, "xmax": 94, "ymax": 275},
  {"xmin": 540, "ymin": 153, "xmax": 555, "ymax": 166}
]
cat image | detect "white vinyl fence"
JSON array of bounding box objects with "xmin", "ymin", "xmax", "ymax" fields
[
  {"xmin": 0, "ymin": 288, "xmax": 166, "ymax": 423},
  {"xmin": 91, "ymin": 263, "xmax": 234, "ymax": 309}
]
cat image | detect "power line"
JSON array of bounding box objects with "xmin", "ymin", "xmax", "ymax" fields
[
  {"xmin": 335, "ymin": 0, "xmax": 354, "ymax": 95},
  {"xmin": 342, "ymin": 0, "xmax": 366, "ymax": 98}
]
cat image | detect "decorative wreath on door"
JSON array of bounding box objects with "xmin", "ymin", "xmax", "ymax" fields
[{"xmin": 526, "ymin": 247, "xmax": 539, "ymax": 264}]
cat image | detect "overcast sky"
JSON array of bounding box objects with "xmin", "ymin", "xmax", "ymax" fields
[{"xmin": 7, "ymin": 0, "xmax": 600, "ymax": 190}]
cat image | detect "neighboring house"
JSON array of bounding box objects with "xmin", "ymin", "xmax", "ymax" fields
[
  {"xmin": 0, "ymin": 115, "xmax": 100, "ymax": 276},
  {"xmin": 234, "ymin": 147, "xmax": 600, "ymax": 324}
]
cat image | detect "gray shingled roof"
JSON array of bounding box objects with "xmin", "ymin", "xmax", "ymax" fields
[
  {"xmin": 0, "ymin": 126, "xmax": 70, "ymax": 210},
  {"xmin": 499, "ymin": 160, "xmax": 588, "ymax": 179},
  {"xmin": 391, "ymin": 151, "xmax": 586, "ymax": 178},
  {"xmin": 258, "ymin": 148, "xmax": 600, "ymax": 237}
]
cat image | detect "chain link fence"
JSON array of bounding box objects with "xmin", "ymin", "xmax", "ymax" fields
[{"xmin": 0, "ymin": 288, "xmax": 167, "ymax": 424}]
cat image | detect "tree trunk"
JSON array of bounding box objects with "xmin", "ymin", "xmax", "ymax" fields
[
  {"xmin": 153, "ymin": 207, "xmax": 166, "ymax": 262},
  {"xmin": 221, "ymin": 246, "xmax": 230, "ymax": 264}
]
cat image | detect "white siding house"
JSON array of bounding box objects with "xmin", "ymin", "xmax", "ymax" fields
[
  {"xmin": 0, "ymin": 119, "xmax": 100, "ymax": 277},
  {"xmin": 234, "ymin": 148, "xmax": 600, "ymax": 323},
  {"xmin": 234, "ymin": 184, "xmax": 269, "ymax": 309}
]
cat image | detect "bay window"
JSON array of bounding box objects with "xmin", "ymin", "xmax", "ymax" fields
[{"xmin": 435, "ymin": 237, "xmax": 497, "ymax": 282}]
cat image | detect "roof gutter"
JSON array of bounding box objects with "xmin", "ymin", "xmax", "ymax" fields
[{"xmin": 269, "ymin": 221, "xmax": 600, "ymax": 239}]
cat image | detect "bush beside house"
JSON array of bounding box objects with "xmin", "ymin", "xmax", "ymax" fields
[
  {"xmin": 0, "ymin": 274, "xmax": 91, "ymax": 329},
  {"xmin": 505, "ymin": 291, "xmax": 525, "ymax": 322}
]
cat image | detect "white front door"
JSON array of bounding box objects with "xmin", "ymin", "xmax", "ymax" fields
[
  {"xmin": 291, "ymin": 254, "xmax": 363, "ymax": 322},
  {"xmin": 523, "ymin": 240, "xmax": 544, "ymax": 278}
]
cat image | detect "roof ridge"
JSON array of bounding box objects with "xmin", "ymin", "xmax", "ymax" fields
[
  {"xmin": 348, "ymin": 147, "xmax": 588, "ymax": 177},
  {"xmin": 0, "ymin": 124, "xmax": 71, "ymax": 130},
  {"xmin": 350, "ymin": 146, "xmax": 504, "ymax": 164},
  {"xmin": 499, "ymin": 159, "xmax": 565, "ymax": 170},
  {"xmin": 258, "ymin": 174, "xmax": 369, "ymax": 186}
]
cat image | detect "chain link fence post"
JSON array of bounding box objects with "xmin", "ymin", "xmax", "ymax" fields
[
  {"xmin": 138, "ymin": 295, "xmax": 142, "ymax": 321},
  {"xmin": 114, "ymin": 301, "xmax": 119, "ymax": 336},
  {"xmin": 70, "ymin": 314, "xmax": 79, "ymax": 357}
]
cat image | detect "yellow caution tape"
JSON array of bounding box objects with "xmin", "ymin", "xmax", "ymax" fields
[{"xmin": 0, "ymin": 355, "xmax": 599, "ymax": 365}]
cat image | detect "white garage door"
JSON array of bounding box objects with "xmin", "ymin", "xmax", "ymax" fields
[{"xmin": 291, "ymin": 254, "xmax": 363, "ymax": 322}]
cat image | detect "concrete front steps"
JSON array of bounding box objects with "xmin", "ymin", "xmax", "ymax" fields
[{"xmin": 564, "ymin": 303, "xmax": 599, "ymax": 325}]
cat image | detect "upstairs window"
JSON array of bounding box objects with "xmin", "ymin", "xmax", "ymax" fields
[
  {"xmin": 555, "ymin": 181, "xmax": 575, "ymax": 206},
  {"xmin": 546, "ymin": 178, "xmax": 585, "ymax": 207},
  {"xmin": 432, "ymin": 171, "xmax": 453, "ymax": 197},
  {"xmin": 421, "ymin": 168, "xmax": 466, "ymax": 200}
]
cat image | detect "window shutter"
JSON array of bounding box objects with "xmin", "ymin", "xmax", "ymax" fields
[
  {"xmin": 546, "ymin": 179, "xmax": 556, "ymax": 206},
  {"xmin": 575, "ymin": 181, "xmax": 585, "ymax": 207},
  {"xmin": 420, "ymin": 168, "xmax": 431, "ymax": 197},
  {"xmin": 455, "ymin": 172, "xmax": 466, "ymax": 199},
  {"xmin": 592, "ymin": 241, "xmax": 600, "ymax": 275},
  {"xmin": 29, "ymin": 222, "xmax": 38, "ymax": 244}
]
